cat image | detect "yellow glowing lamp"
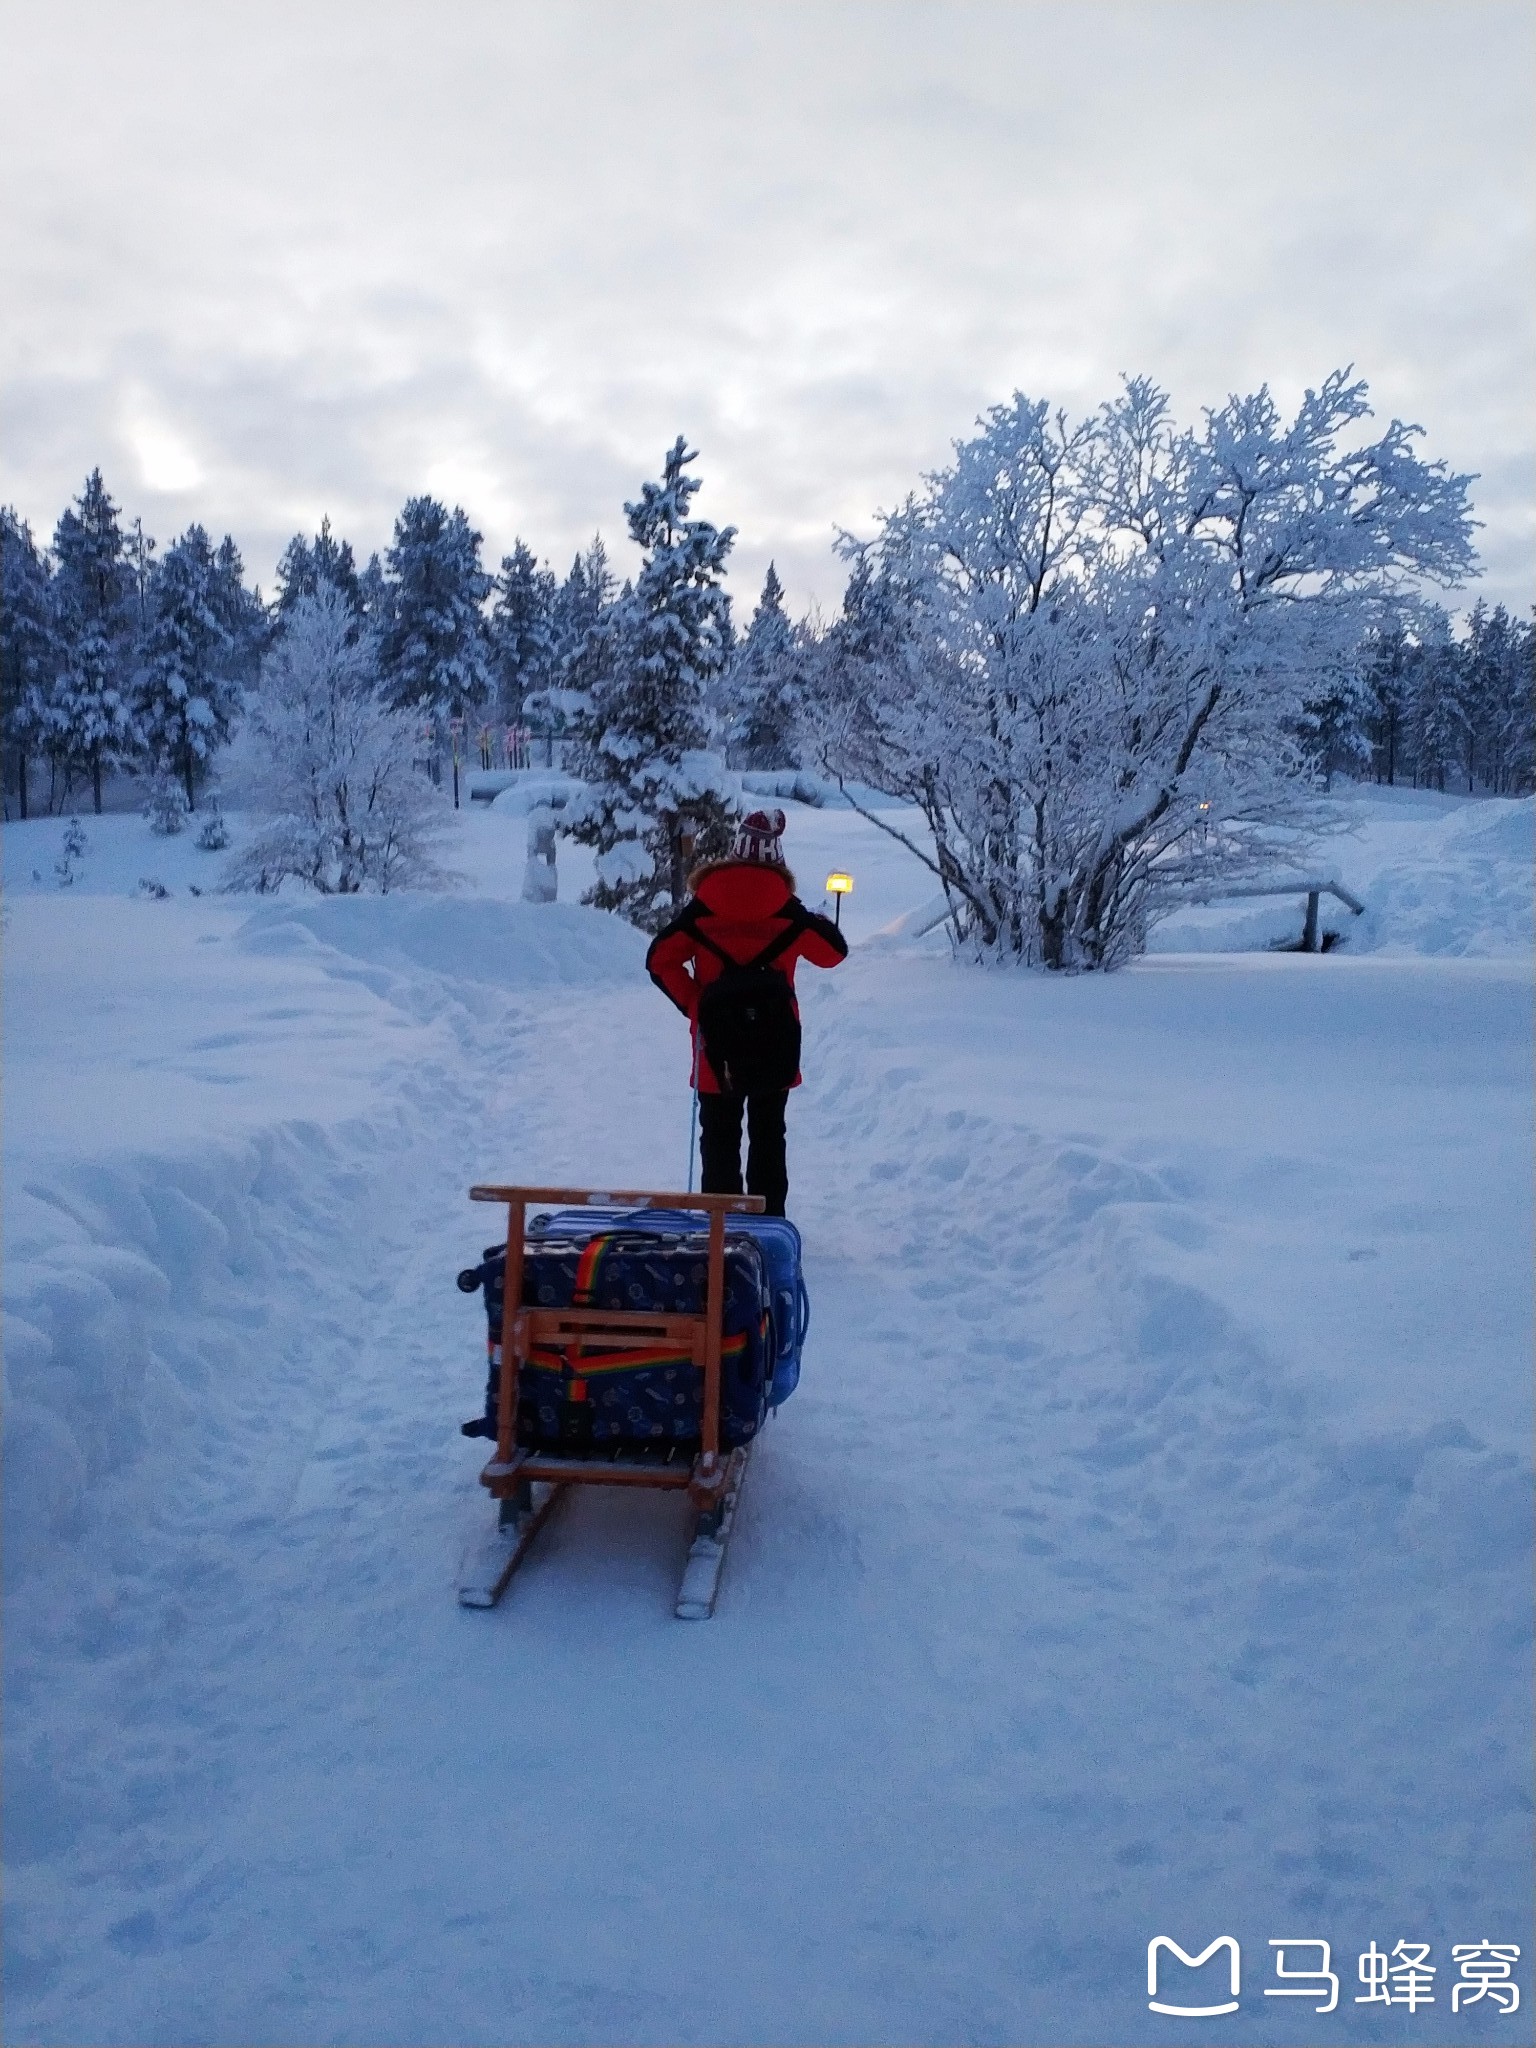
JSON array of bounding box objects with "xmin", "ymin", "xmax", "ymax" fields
[{"xmin": 826, "ymin": 870, "xmax": 854, "ymax": 927}]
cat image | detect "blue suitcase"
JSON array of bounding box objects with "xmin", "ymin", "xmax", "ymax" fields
[
  {"xmin": 534, "ymin": 1207, "xmax": 809, "ymax": 1409},
  {"xmin": 459, "ymin": 1218, "xmax": 775, "ymax": 1453}
]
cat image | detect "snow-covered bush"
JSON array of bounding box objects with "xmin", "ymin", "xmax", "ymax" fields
[
  {"xmin": 144, "ymin": 771, "xmax": 189, "ymax": 836},
  {"xmin": 804, "ymin": 373, "xmax": 1477, "ymax": 969},
  {"xmin": 194, "ymin": 798, "xmax": 230, "ymax": 851},
  {"xmin": 53, "ymin": 816, "xmax": 87, "ymax": 886},
  {"xmin": 225, "ymin": 588, "xmax": 453, "ymax": 896}
]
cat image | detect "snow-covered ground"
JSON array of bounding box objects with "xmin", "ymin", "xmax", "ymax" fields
[{"xmin": 3, "ymin": 786, "xmax": 1531, "ymax": 2046}]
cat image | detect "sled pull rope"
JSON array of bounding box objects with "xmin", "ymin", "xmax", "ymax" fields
[{"xmin": 495, "ymin": 1196, "xmax": 526, "ymax": 1466}]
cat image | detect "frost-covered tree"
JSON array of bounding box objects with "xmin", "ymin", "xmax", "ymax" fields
[
  {"xmin": 719, "ymin": 561, "xmax": 801, "ymax": 768},
  {"xmin": 488, "ymin": 538, "xmax": 557, "ymax": 720},
  {"xmin": 49, "ymin": 471, "xmax": 142, "ymax": 812},
  {"xmin": 563, "ymin": 438, "xmax": 738, "ymax": 928},
  {"xmin": 377, "ymin": 497, "xmax": 492, "ymax": 722},
  {"xmin": 804, "ymin": 372, "xmax": 1476, "ymax": 968},
  {"xmin": 226, "ymin": 588, "xmax": 451, "ymax": 895},
  {"xmin": 137, "ymin": 525, "xmax": 242, "ymax": 809},
  {"xmin": 1, "ymin": 508, "xmax": 58, "ymax": 820}
]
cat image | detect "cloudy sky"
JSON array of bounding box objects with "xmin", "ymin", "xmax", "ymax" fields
[{"xmin": 3, "ymin": 0, "xmax": 1531, "ymax": 618}]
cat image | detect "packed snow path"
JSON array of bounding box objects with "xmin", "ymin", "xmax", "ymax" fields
[{"xmin": 4, "ymin": 797, "xmax": 1532, "ymax": 2047}]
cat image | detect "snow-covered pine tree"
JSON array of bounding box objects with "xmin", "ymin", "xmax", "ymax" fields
[
  {"xmin": 126, "ymin": 517, "xmax": 156, "ymax": 638},
  {"xmin": 488, "ymin": 539, "xmax": 557, "ymax": 721},
  {"xmin": 552, "ymin": 537, "xmax": 616, "ymax": 656},
  {"xmin": 377, "ymin": 498, "xmax": 492, "ymax": 725},
  {"xmin": 1460, "ymin": 601, "xmax": 1536, "ymax": 793},
  {"xmin": 525, "ymin": 536, "xmax": 619, "ymax": 753},
  {"xmin": 1401, "ymin": 609, "xmax": 1465, "ymax": 792},
  {"xmin": 357, "ymin": 552, "xmax": 392, "ymax": 636},
  {"xmin": 137, "ymin": 525, "xmax": 242, "ymax": 809},
  {"xmin": 49, "ymin": 471, "xmax": 142, "ymax": 813},
  {"xmin": 563, "ymin": 438, "xmax": 737, "ymax": 929},
  {"xmin": 1364, "ymin": 620, "xmax": 1412, "ymax": 785},
  {"xmin": 276, "ymin": 517, "xmax": 363, "ymax": 618},
  {"xmin": 1, "ymin": 508, "xmax": 58, "ymax": 820},
  {"xmin": 719, "ymin": 561, "xmax": 801, "ymax": 768},
  {"xmin": 226, "ymin": 587, "xmax": 451, "ymax": 895},
  {"xmin": 1298, "ymin": 658, "xmax": 1375, "ymax": 790},
  {"xmin": 210, "ymin": 536, "xmax": 267, "ymax": 689}
]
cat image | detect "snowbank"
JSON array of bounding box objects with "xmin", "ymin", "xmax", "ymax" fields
[
  {"xmin": 1149, "ymin": 787, "xmax": 1533, "ymax": 958},
  {"xmin": 2, "ymin": 889, "xmax": 646, "ymax": 1587},
  {"xmin": 239, "ymin": 893, "xmax": 647, "ymax": 992}
]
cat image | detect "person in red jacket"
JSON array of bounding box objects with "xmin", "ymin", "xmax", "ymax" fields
[{"xmin": 646, "ymin": 808, "xmax": 847, "ymax": 1216}]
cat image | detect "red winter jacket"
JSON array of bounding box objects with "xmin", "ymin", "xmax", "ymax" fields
[{"xmin": 645, "ymin": 861, "xmax": 848, "ymax": 1093}]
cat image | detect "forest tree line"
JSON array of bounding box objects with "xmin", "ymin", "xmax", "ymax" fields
[
  {"xmin": 3, "ymin": 453, "xmax": 1530, "ymax": 833},
  {"xmin": 3, "ymin": 375, "xmax": 1532, "ymax": 963}
]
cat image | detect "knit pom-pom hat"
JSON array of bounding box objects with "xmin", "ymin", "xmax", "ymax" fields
[{"xmin": 731, "ymin": 807, "xmax": 787, "ymax": 865}]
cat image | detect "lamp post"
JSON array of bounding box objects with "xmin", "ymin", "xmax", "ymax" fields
[
  {"xmin": 449, "ymin": 717, "xmax": 465, "ymax": 809},
  {"xmin": 826, "ymin": 871, "xmax": 853, "ymax": 929}
]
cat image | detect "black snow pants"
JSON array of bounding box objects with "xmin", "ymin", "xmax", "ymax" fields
[{"xmin": 699, "ymin": 1090, "xmax": 789, "ymax": 1217}]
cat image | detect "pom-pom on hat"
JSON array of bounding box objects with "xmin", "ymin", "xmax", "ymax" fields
[{"xmin": 732, "ymin": 807, "xmax": 787, "ymax": 866}]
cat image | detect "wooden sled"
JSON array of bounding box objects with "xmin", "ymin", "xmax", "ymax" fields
[{"xmin": 457, "ymin": 1185, "xmax": 765, "ymax": 1618}]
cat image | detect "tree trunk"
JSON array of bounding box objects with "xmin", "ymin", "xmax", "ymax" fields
[
  {"xmin": 182, "ymin": 752, "xmax": 197, "ymax": 811},
  {"xmin": 92, "ymin": 757, "xmax": 103, "ymax": 815},
  {"xmin": 17, "ymin": 747, "xmax": 28, "ymax": 821}
]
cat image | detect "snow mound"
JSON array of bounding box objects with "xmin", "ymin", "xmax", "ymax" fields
[
  {"xmin": 237, "ymin": 893, "xmax": 648, "ymax": 990},
  {"xmin": 486, "ymin": 772, "xmax": 583, "ymax": 815},
  {"xmin": 1351, "ymin": 796, "xmax": 1533, "ymax": 957}
]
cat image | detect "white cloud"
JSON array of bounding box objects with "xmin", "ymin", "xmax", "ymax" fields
[
  {"xmin": 120, "ymin": 389, "xmax": 204, "ymax": 496},
  {"xmin": 1, "ymin": 0, "xmax": 1530, "ymax": 614}
]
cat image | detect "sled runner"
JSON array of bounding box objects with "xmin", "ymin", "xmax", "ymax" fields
[{"xmin": 456, "ymin": 1185, "xmax": 770, "ymax": 1618}]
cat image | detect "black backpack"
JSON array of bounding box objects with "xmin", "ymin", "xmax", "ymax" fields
[{"xmin": 689, "ymin": 910, "xmax": 805, "ymax": 1095}]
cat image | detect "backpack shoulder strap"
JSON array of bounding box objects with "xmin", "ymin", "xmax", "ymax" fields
[
  {"xmin": 743, "ymin": 909, "xmax": 809, "ymax": 973},
  {"xmin": 683, "ymin": 910, "xmax": 737, "ymax": 969},
  {"xmin": 683, "ymin": 901, "xmax": 808, "ymax": 975}
]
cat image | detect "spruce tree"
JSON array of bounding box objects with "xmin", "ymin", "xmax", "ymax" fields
[
  {"xmin": 1, "ymin": 508, "xmax": 58, "ymax": 819},
  {"xmin": 488, "ymin": 539, "xmax": 557, "ymax": 720},
  {"xmin": 722, "ymin": 561, "xmax": 801, "ymax": 768},
  {"xmin": 50, "ymin": 471, "xmax": 140, "ymax": 812},
  {"xmin": 137, "ymin": 525, "xmax": 241, "ymax": 808},
  {"xmin": 564, "ymin": 438, "xmax": 738, "ymax": 929},
  {"xmin": 357, "ymin": 553, "xmax": 392, "ymax": 635},
  {"xmin": 377, "ymin": 497, "xmax": 492, "ymax": 721},
  {"xmin": 276, "ymin": 516, "xmax": 362, "ymax": 617},
  {"xmin": 210, "ymin": 535, "xmax": 268, "ymax": 688}
]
